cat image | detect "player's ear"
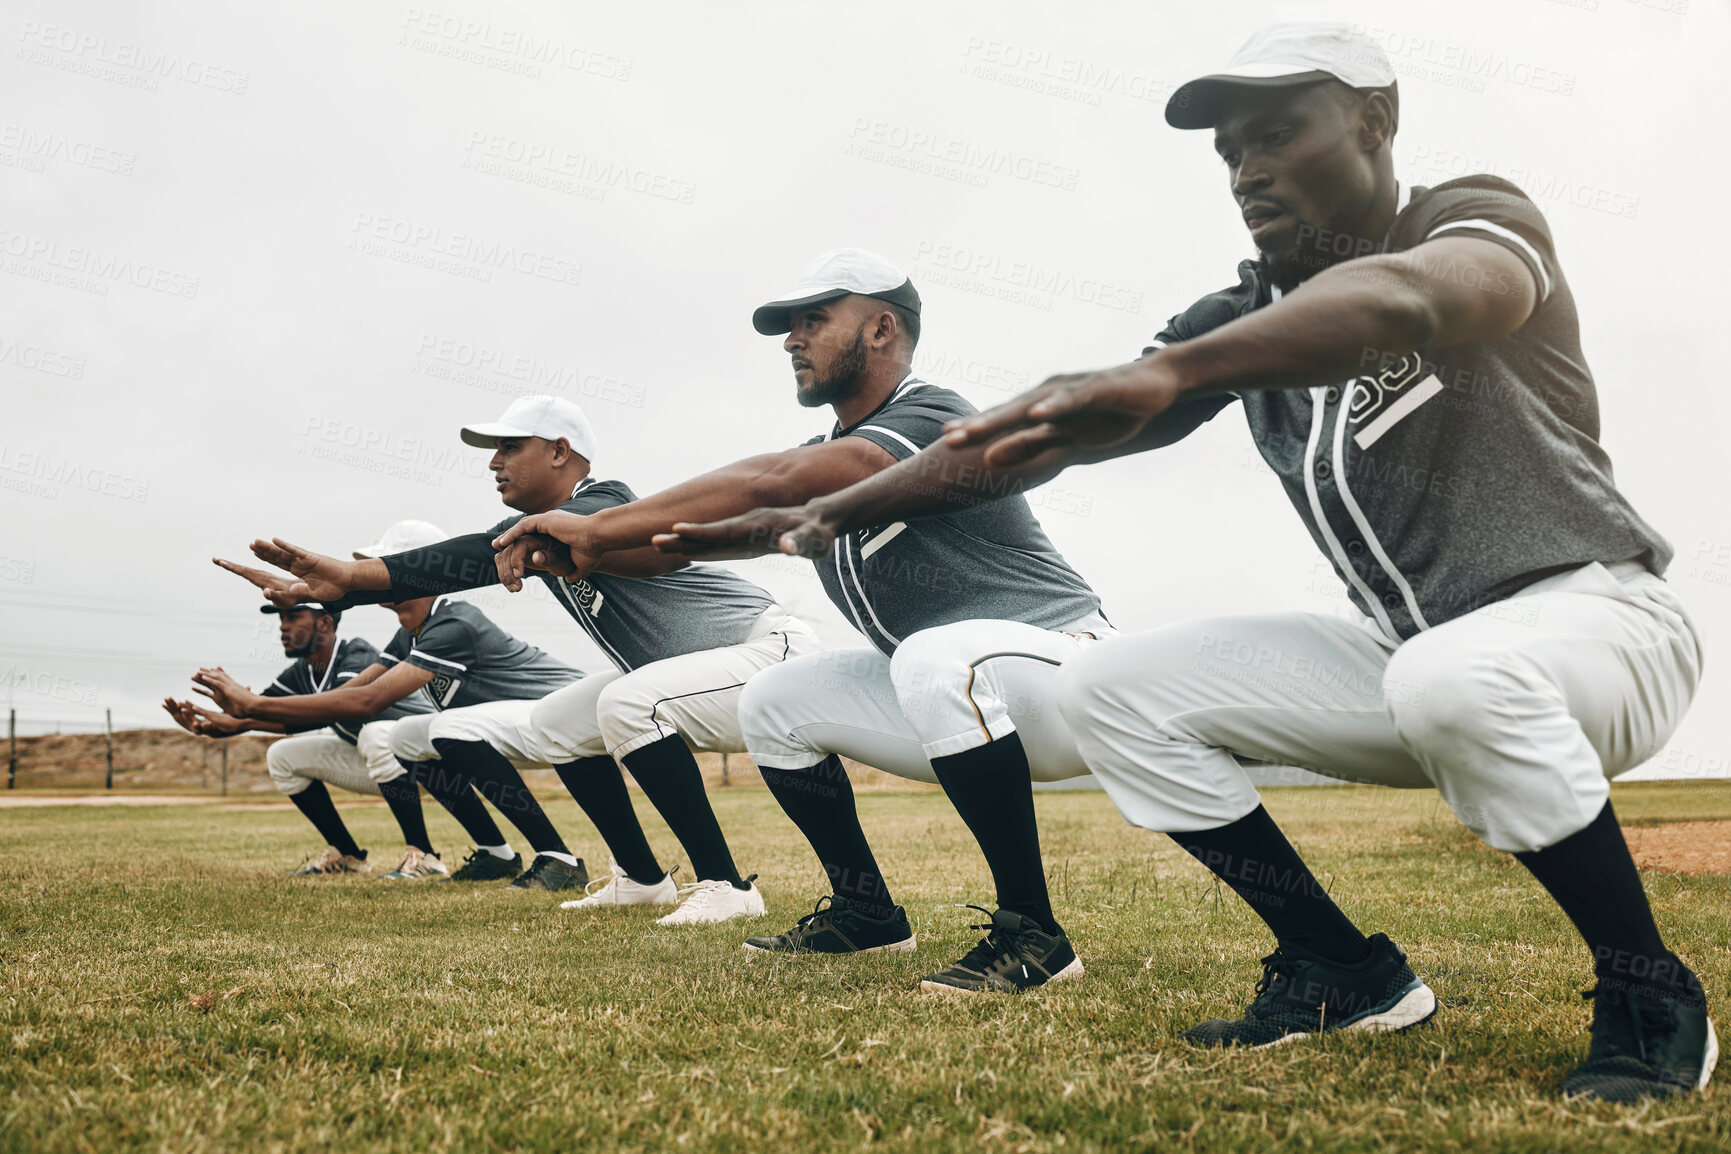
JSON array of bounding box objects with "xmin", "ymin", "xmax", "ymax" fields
[
  {"xmin": 869, "ymin": 309, "xmax": 897, "ymax": 350},
  {"xmin": 549, "ymin": 437, "xmax": 571, "ymax": 465},
  {"xmin": 1359, "ymin": 92, "xmax": 1394, "ymax": 152}
]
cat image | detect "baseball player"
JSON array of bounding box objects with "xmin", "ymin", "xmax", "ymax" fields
[
  {"xmin": 228, "ymin": 398, "xmax": 822, "ymax": 924},
  {"xmin": 204, "ymin": 520, "xmax": 586, "ymax": 888},
  {"xmin": 490, "ymin": 249, "xmax": 1114, "ymax": 992},
  {"xmin": 166, "ymin": 600, "xmax": 443, "ymax": 875},
  {"xmin": 673, "ymin": 24, "xmax": 1715, "ymax": 1102}
]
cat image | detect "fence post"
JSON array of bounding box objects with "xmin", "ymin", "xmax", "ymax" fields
[
  {"xmin": 105, "ymin": 709, "xmax": 114, "ymax": 789},
  {"xmin": 201, "ymin": 740, "xmax": 208, "ymax": 790},
  {"xmin": 721, "ymin": 752, "xmax": 730, "ymax": 787},
  {"xmin": 221, "ymin": 744, "xmax": 228, "ymax": 797},
  {"xmin": 7, "ymin": 709, "xmax": 15, "ymax": 789}
]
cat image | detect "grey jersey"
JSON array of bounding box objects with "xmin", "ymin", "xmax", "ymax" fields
[
  {"xmin": 376, "ymin": 478, "xmax": 776, "ymax": 672},
  {"xmin": 1143, "ymin": 176, "xmax": 1671, "ymax": 642},
  {"xmin": 380, "ymin": 597, "xmax": 580, "ymax": 710},
  {"xmin": 805, "ymin": 375, "xmax": 1105, "ymax": 655},
  {"xmin": 262, "ymin": 636, "xmax": 432, "ymax": 744}
]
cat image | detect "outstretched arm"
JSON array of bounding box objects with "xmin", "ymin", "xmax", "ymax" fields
[
  {"xmin": 947, "ymin": 236, "xmax": 1538, "ymax": 467},
  {"xmin": 162, "ymin": 696, "xmax": 286, "ymax": 737},
  {"xmin": 490, "ymin": 439, "xmax": 895, "ymax": 590},
  {"xmin": 192, "ymin": 662, "xmax": 433, "ymax": 724}
]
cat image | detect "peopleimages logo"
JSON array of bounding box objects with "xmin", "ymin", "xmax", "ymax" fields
[
  {"xmin": 14, "ymin": 20, "xmax": 251, "ymax": 94},
  {"xmin": 0, "ymin": 445, "xmax": 149, "ymax": 502},
  {"xmin": 910, "ymin": 239, "xmax": 1143, "ymax": 314}
]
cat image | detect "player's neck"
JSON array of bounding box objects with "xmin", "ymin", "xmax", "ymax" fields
[
  {"xmin": 832, "ymin": 361, "xmax": 912, "ymax": 430},
  {"xmin": 307, "ymin": 633, "xmax": 336, "ymax": 677}
]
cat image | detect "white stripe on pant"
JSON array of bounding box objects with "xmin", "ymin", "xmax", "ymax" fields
[
  {"xmin": 1057, "ymin": 561, "xmax": 1702, "ymax": 852},
  {"xmin": 740, "ymin": 615, "xmax": 1114, "ymax": 782}
]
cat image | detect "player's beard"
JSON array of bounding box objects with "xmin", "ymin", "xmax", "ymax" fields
[
  {"xmin": 282, "ymin": 638, "xmax": 315, "ymax": 659},
  {"xmin": 796, "ymin": 327, "xmax": 868, "ymax": 409}
]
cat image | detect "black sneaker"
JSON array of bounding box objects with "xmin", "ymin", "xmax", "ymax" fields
[
  {"xmin": 1184, "ymin": 933, "xmax": 1437, "ymax": 1049},
  {"xmin": 1563, "ymin": 962, "xmax": 1719, "ymax": 1102},
  {"xmin": 919, "ymin": 907, "xmax": 1083, "ymax": 994},
  {"xmin": 442, "ymin": 848, "xmax": 523, "ymax": 883},
  {"xmin": 743, "ymin": 895, "xmax": 916, "ymax": 955},
  {"xmin": 503, "ymin": 854, "xmax": 588, "ymax": 892}
]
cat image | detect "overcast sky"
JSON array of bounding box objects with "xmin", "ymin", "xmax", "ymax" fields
[{"xmin": 3, "ymin": 0, "xmax": 1726, "ymax": 780}]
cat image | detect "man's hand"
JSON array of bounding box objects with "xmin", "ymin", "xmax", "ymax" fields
[
  {"xmin": 491, "ymin": 512, "xmax": 601, "ymax": 592},
  {"xmin": 493, "ymin": 531, "xmax": 577, "ymax": 592},
  {"xmin": 942, "ymin": 358, "xmax": 1179, "ymax": 469},
  {"xmin": 162, "ymin": 696, "xmax": 249, "ymax": 737},
  {"xmin": 654, "ymin": 504, "xmax": 839, "ymax": 561},
  {"xmin": 245, "ymin": 538, "xmax": 356, "ymax": 603},
  {"xmin": 213, "ymin": 557, "xmax": 316, "ymax": 609},
  {"xmin": 190, "ymin": 667, "xmax": 260, "ymax": 719}
]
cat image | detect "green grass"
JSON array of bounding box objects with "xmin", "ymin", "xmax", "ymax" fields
[{"xmin": 2, "ymin": 782, "xmax": 1727, "ymax": 1152}]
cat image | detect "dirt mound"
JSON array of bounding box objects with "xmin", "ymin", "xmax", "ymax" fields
[{"xmin": 1626, "ymin": 821, "xmax": 1731, "ymax": 876}]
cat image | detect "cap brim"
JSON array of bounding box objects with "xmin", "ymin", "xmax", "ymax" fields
[
  {"xmin": 259, "ymin": 602, "xmax": 332, "ymax": 615},
  {"xmin": 459, "ymin": 422, "xmax": 534, "ymax": 449},
  {"xmin": 751, "ymin": 288, "xmax": 853, "ymax": 336},
  {"xmin": 1165, "ymin": 70, "xmax": 1335, "ymax": 129}
]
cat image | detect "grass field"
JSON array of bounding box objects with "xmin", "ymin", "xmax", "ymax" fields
[{"xmin": 3, "ymin": 782, "xmax": 1728, "ymax": 1153}]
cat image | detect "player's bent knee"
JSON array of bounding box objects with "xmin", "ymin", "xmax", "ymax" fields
[{"xmin": 1383, "ymin": 637, "xmax": 1505, "ymax": 752}]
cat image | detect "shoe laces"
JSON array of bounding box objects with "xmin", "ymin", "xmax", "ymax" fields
[
  {"xmin": 954, "ymin": 904, "xmax": 1018, "ymax": 971},
  {"xmin": 517, "ymin": 856, "xmax": 552, "ymax": 885},
  {"xmin": 786, "ymin": 895, "xmax": 844, "ymax": 941},
  {"xmin": 1246, "ymin": 949, "xmax": 1305, "ymax": 1018},
  {"xmin": 674, "ymin": 878, "xmax": 734, "ymax": 912},
  {"xmin": 1582, "ymin": 984, "xmax": 1677, "ymax": 1067}
]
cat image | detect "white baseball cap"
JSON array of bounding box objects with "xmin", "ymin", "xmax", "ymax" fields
[
  {"xmin": 1166, "ymin": 22, "xmax": 1397, "ymax": 130},
  {"xmin": 752, "ymin": 247, "xmax": 922, "ymax": 336},
  {"xmin": 353, "ymin": 519, "xmax": 450, "ymax": 560},
  {"xmin": 459, "ymin": 394, "xmax": 597, "ymax": 461}
]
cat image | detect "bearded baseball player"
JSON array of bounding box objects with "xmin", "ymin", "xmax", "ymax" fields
[
  {"xmin": 231, "ymin": 398, "xmax": 822, "ymax": 925},
  {"xmin": 671, "ymin": 23, "xmax": 1715, "ymax": 1103},
  {"xmin": 167, "ymin": 601, "xmax": 440, "ymax": 875},
  {"xmin": 491, "ymin": 249, "xmax": 1113, "ymax": 992}
]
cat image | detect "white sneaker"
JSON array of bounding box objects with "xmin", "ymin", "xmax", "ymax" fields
[
  {"xmin": 559, "ymin": 858, "xmax": 679, "ymax": 910},
  {"xmin": 655, "ymin": 876, "xmax": 767, "ymax": 926}
]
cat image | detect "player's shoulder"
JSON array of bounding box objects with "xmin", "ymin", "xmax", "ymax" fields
[
  {"xmin": 337, "ymin": 636, "xmax": 380, "ymax": 662},
  {"xmin": 880, "ymin": 378, "xmax": 973, "ymax": 419},
  {"xmin": 1395, "ymin": 177, "xmax": 1550, "ymax": 240},
  {"xmin": 560, "ymin": 477, "xmax": 636, "ymax": 513},
  {"xmin": 1150, "ymin": 261, "xmax": 1264, "ymax": 351},
  {"xmin": 427, "ymin": 597, "xmax": 489, "ymax": 630}
]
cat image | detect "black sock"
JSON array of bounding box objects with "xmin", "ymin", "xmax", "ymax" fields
[
  {"xmin": 1172, "ymin": 805, "xmax": 1370, "ymax": 964},
  {"xmin": 1514, "ymin": 801, "xmax": 1684, "ymax": 991},
  {"xmin": 759, "ymin": 756, "xmax": 896, "ymax": 920},
  {"xmin": 288, "ymin": 779, "xmax": 363, "ymax": 859},
  {"xmin": 409, "ymin": 758, "xmax": 510, "ymax": 850},
  {"xmin": 376, "ymin": 772, "xmax": 435, "ymax": 855},
  {"xmin": 555, "ymin": 756, "xmax": 664, "ymax": 884},
  {"xmin": 431, "ymin": 739, "xmax": 571, "ymax": 857},
  {"xmin": 622, "ymin": 735, "xmax": 742, "ymax": 887},
  {"xmin": 930, "ymin": 733, "xmax": 1059, "ymax": 935}
]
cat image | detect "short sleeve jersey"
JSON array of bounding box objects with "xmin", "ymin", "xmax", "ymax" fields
[
  {"xmin": 261, "ymin": 636, "xmax": 431, "ymax": 744},
  {"xmin": 805, "ymin": 374, "xmax": 1106, "ymax": 654},
  {"xmin": 381, "ymin": 598, "xmax": 581, "ymax": 710},
  {"xmin": 1146, "ymin": 176, "xmax": 1672, "ymax": 641},
  {"xmin": 374, "ymin": 480, "xmax": 778, "ymax": 674}
]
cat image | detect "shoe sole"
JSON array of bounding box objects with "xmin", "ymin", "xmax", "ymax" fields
[
  {"xmin": 560, "ymin": 894, "xmax": 680, "ymax": 910},
  {"xmin": 919, "ymin": 954, "xmax": 1085, "ymax": 995},
  {"xmin": 1254, "ymin": 981, "xmax": 1439, "ymax": 1050},
  {"xmin": 657, "ymin": 910, "xmax": 768, "ymax": 926},
  {"xmin": 1700, "ymin": 1019, "xmax": 1719, "ymax": 1092},
  {"xmin": 740, "ymin": 935, "xmax": 917, "ymax": 956}
]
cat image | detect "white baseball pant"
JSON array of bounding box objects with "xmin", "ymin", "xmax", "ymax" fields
[
  {"xmin": 533, "ymin": 607, "xmax": 822, "ymax": 761},
  {"xmin": 1058, "ymin": 561, "xmax": 1702, "ymax": 853},
  {"xmin": 266, "ymin": 719, "xmax": 400, "ymax": 797},
  {"xmin": 739, "ymin": 614, "xmax": 1115, "ymax": 782},
  {"xmin": 384, "ymin": 701, "xmax": 551, "ymax": 771}
]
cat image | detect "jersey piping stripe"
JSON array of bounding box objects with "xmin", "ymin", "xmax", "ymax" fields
[
  {"xmin": 842, "ymin": 534, "xmax": 901, "ymax": 646},
  {"xmin": 830, "ymin": 545, "xmax": 873, "ymax": 639},
  {"xmin": 1425, "ymin": 220, "xmax": 1552, "ymax": 301},
  {"xmin": 1303, "ymin": 383, "xmax": 1398, "ymax": 638},
  {"xmin": 408, "ymin": 650, "xmax": 468, "ymax": 671},
  {"xmin": 270, "ymin": 678, "xmax": 296, "ymax": 694},
  {"xmin": 554, "ymin": 577, "xmax": 630, "ymax": 671},
  {"xmin": 1333, "ymin": 381, "xmax": 1431, "ymax": 632},
  {"xmin": 856, "ymin": 424, "xmax": 921, "ymax": 456},
  {"xmin": 962, "ymin": 650, "xmax": 1064, "ymax": 743}
]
